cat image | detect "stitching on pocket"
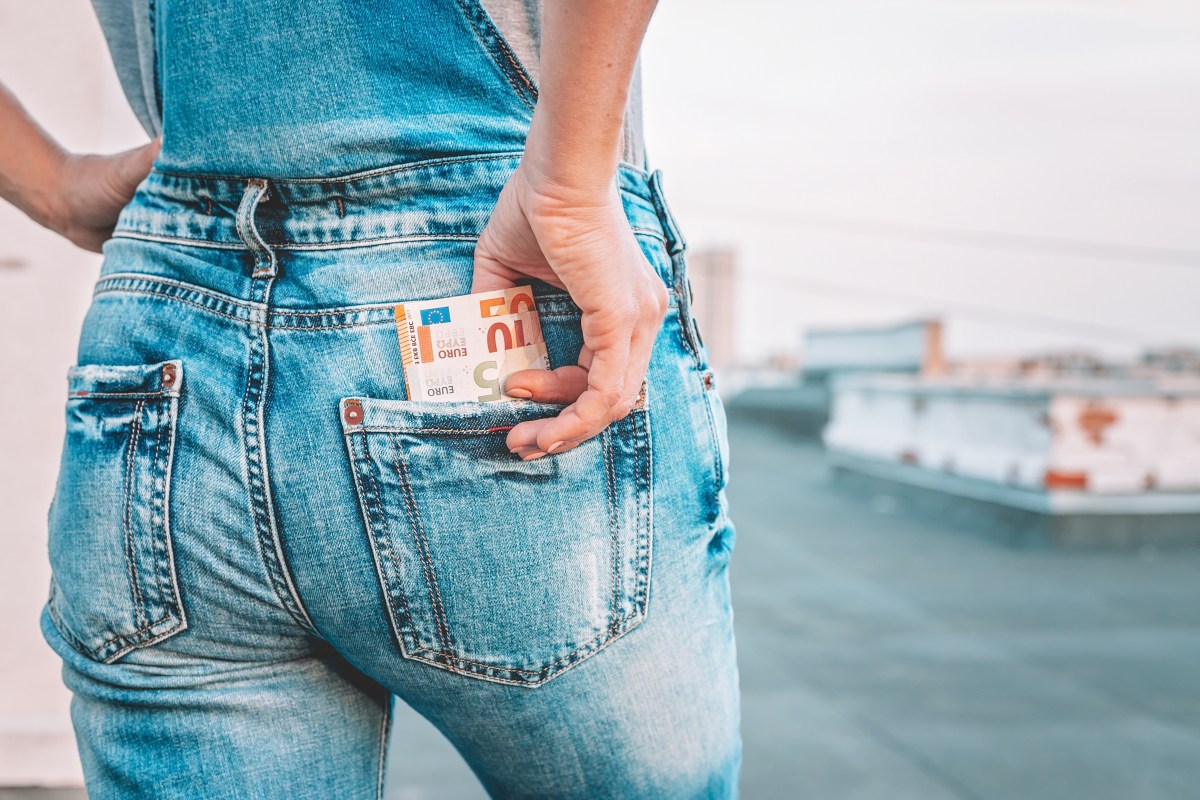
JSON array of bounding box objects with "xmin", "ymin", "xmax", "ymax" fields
[
  {"xmin": 603, "ymin": 427, "xmax": 621, "ymax": 639},
  {"xmin": 122, "ymin": 400, "xmax": 149, "ymax": 631},
  {"xmin": 347, "ymin": 431, "xmax": 417, "ymax": 653},
  {"xmin": 389, "ymin": 433, "xmax": 454, "ymax": 653},
  {"xmin": 346, "ymin": 404, "xmax": 653, "ymax": 686},
  {"xmin": 361, "ymin": 433, "xmax": 416, "ymax": 647},
  {"xmin": 49, "ymin": 362, "xmax": 189, "ymax": 664},
  {"xmin": 148, "ymin": 406, "xmax": 173, "ymax": 617},
  {"xmin": 631, "ymin": 408, "xmax": 653, "ymax": 610}
]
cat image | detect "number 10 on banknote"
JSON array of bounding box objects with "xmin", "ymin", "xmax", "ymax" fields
[{"xmin": 394, "ymin": 286, "xmax": 551, "ymax": 403}]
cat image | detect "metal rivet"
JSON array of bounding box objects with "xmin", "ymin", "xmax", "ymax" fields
[
  {"xmin": 161, "ymin": 363, "xmax": 177, "ymax": 388},
  {"xmin": 343, "ymin": 400, "xmax": 363, "ymax": 426}
]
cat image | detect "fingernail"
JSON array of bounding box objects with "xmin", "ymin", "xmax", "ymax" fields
[
  {"xmin": 546, "ymin": 441, "xmax": 565, "ymax": 454},
  {"xmin": 521, "ymin": 450, "xmax": 548, "ymax": 461},
  {"xmin": 507, "ymin": 388, "xmax": 533, "ymax": 398}
]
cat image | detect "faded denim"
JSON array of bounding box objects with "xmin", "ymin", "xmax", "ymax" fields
[{"xmin": 43, "ymin": 2, "xmax": 740, "ymax": 798}]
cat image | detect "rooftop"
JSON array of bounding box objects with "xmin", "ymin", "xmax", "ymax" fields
[{"xmin": 6, "ymin": 416, "xmax": 1199, "ymax": 799}]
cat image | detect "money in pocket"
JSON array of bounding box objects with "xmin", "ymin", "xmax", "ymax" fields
[{"xmin": 394, "ymin": 286, "xmax": 551, "ymax": 403}]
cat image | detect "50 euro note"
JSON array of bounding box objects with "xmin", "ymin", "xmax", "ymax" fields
[{"xmin": 394, "ymin": 286, "xmax": 551, "ymax": 403}]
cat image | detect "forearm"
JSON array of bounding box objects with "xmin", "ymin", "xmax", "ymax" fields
[
  {"xmin": 524, "ymin": 0, "xmax": 657, "ymax": 195},
  {"xmin": 0, "ymin": 82, "xmax": 67, "ymax": 229}
]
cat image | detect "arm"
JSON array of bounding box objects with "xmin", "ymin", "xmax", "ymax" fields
[
  {"xmin": 0, "ymin": 81, "xmax": 158, "ymax": 253},
  {"xmin": 472, "ymin": 0, "xmax": 667, "ymax": 458}
]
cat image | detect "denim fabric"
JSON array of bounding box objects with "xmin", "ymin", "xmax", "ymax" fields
[
  {"xmin": 89, "ymin": 0, "xmax": 647, "ymax": 169},
  {"xmin": 45, "ymin": 2, "xmax": 739, "ymax": 797}
]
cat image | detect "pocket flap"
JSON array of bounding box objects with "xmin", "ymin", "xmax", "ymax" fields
[
  {"xmin": 339, "ymin": 396, "xmax": 561, "ymax": 434},
  {"xmin": 67, "ymin": 359, "xmax": 183, "ymax": 399}
]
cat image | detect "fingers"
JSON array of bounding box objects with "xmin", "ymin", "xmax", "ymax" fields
[
  {"xmin": 504, "ymin": 365, "xmax": 590, "ymax": 403},
  {"xmin": 526, "ymin": 336, "xmax": 633, "ymax": 456}
]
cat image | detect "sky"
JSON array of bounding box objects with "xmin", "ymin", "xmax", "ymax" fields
[
  {"xmin": 4, "ymin": 1, "xmax": 1200, "ymax": 366},
  {"xmin": 639, "ymin": 0, "xmax": 1200, "ymax": 364}
]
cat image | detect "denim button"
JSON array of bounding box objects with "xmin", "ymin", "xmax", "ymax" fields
[
  {"xmin": 343, "ymin": 400, "xmax": 363, "ymax": 426},
  {"xmin": 161, "ymin": 363, "xmax": 178, "ymax": 389}
]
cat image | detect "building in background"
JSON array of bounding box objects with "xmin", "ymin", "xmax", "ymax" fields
[
  {"xmin": 802, "ymin": 318, "xmax": 946, "ymax": 384},
  {"xmin": 823, "ymin": 373, "xmax": 1200, "ymax": 545},
  {"xmin": 685, "ymin": 247, "xmax": 737, "ymax": 370}
]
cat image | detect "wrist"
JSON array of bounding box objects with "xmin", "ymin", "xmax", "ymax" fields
[
  {"xmin": 520, "ymin": 111, "xmax": 622, "ymax": 202},
  {"xmin": 1, "ymin": 143, "xmax": 68, "ymax": 232}
]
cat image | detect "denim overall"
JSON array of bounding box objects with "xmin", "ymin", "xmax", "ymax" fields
[{"xmin": 45, "ymin": 2, "xmax": 740, "ymax": 797}]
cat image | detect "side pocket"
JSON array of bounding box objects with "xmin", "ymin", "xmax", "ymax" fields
[
  {"xmin": 47, "ymin": 360, "xmax": 187, "ymax": 663},
  {"xmin": 341, "ymin": 396, "xmax": 652, "ymax": 687}
]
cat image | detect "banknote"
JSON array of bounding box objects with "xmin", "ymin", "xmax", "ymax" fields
[{"xmin": 394, "ymin": 286, "xmax": 550, "ymax": 403}]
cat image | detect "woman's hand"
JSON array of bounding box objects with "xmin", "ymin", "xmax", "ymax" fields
[
  {"xmin": 41, "ymin": 140, "xmax": 160, "ymax": 253},
  {"xmin": 472, "ymin": 161, "xmax": 668, "ymax": 459},
  {"xmin": 0, "ymin": 82, "xmax": 159, "ymax": 253}
]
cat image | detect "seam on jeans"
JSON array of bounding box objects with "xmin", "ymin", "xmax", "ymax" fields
[
  {"xmin": 123, "ymin": 400, "xmax": 149, "ymax": 630},
  {"xmin": 253, "ymin": 281, "xmax": 318, "ymax": 633},
  {"xmin": 94, "ymin": 259, "xmax": 668, "ymax": 323},
  {"xmin": 604, "ymin": 425, "xmax": 621, "ymax": 638},
  {"xmin": 69, "ymin": 390, "xmax": 175, "ymax": 400},
  {"xmin": 345, "ymin": 431, "xmax": 418, "ymax": 655},
  {"xmin": 274, "ymin": 234, "xmax": 481, "ymax": 251},
  {"xmin": 403, "ymin": 608, "xmax": 643, "ymax": 683},
  {"xmin": 152, "ymin": 151, "xmax": 528, "ymax": 184},
  {"xmin": 100, "ymin": 614, "xmax": 182, "ymax": 663},
  {"xmin": 385, "ymin": 407, "xmax": 653, "ymax": 686},
  {"xmin": 114, "ymin": 228, "xmax": 668, "ymax": 252},
  {"xmin": 367, "ymin": 426, "xmax": 531, "ymax": 436},
  {"xmin": 90, "ymin": 284, "xmax": 623, "ymax": 332},
  {"xmin": 60, "ymin": 393, "xmax": 187, "ymax": 662},
  {"xmin": 147, "ymin": 0, "xmax": 162, "ymax": 119},
  {"xmin": 155, "ymin": 386, "xmax": 187, "ymax": 635},
  {"xmin": 376, "ymin": 698, "xmax": 391, "ymax": 800},
  {"xmin": 94, "ymin": 613, "xmax": 174, "ymax": 652},
  {"xmin": 635, "ymin": 407, "xmax": 653, "ymax": 611},
  {"xmin": 451, "ymin": 0, "xmax": 537, "ymax": 110},
  {"xmin": 240, "ymin": 301, "xmax": 316, "ymax": 634},
  {"xmin": 46, "ymin": 593, "xmax": 91, "ymax": 655},
  {"xmin": 359, "ymin": 432, "xmax": 416, "ymax": 646},
  {"xmin": 97, "ymin": 273, "xmax": 252, "ymax": 310},
  {"xmin": 103, "ymin": 287, "xmax": 248, "ymax": 324},
  {"xmin": 111, "ymin": 232, "xmax": 248, "ymax": 251},
  {"xmin": 147, "ymin": 405, "xmax": 169, "ymax": 612},
  {"xmin": 389, "ymin": 433, "xmax": 453, "ymax": 652}
]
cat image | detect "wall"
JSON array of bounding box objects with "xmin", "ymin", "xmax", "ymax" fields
[{"xmin": 0, "ymin": 3, "xmax": 149, "ymax": 785}]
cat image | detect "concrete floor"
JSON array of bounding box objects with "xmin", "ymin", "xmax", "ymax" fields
[{"xmin": 8, "ymin": 417, "xmax": 1200, "ymax": 799}]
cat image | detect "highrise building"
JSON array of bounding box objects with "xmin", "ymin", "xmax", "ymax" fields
[{"xmin": 685, "ymin": 246, "xmax": 738, "ymax": 369}]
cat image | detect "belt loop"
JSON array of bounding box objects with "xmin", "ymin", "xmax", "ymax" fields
[
  {"xmin": 647, "ymin": 169, "xmax": 686, "ymax": 257},
  {"xmin": 235, "ymin": 179, "xmax": 278, "ymax": 278}
]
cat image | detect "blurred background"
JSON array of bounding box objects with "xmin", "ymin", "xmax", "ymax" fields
[{"xmin": 2, "ymin": 0, "xmax": 1199, "ymax": 797}]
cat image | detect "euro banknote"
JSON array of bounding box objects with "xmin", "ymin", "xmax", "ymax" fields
[{"xmin": 394, "ymin": 286, "xmax": 550, "ymax": 403}]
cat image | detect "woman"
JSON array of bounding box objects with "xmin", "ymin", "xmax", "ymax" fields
[{"xmin": 0, "ymin": 1, "xmax": 739, "ymax": 797}]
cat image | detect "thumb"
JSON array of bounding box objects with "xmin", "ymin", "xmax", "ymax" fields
[{"xmin": 107, "ymin": 137, "xmax": 160, "ymax": 196}]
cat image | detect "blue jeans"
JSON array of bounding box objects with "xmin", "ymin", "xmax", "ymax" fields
[{"xmin": 42, "ymin": 155, "xmax": 741, "ymax": 798}]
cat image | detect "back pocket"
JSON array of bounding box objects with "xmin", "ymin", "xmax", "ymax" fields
[
  {"xmin": 341, "ymin": 396, "xmax": 652, "ymax": 687},
  {"xmin": 47, "ymin": 360, "xmax": 187, "ymax": 663}
]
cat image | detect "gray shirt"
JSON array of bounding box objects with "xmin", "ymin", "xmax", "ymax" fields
[{"xmin": 90, "ymin": 0, "xmax": 646, "ymax": 170}]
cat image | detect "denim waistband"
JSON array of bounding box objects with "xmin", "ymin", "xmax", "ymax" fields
[{"xmin": 113, "ymin": 153, "xmax": 679, "ymax": 254}]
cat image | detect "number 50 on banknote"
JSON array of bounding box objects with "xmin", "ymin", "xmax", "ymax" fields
[{"xmin": 394, "ymin": 286, "xmax": 551, "ymax": 403}]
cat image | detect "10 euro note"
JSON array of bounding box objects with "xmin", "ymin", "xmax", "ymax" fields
[{"xmin": 394, "ymin": 286, "xmax": 550, "ymax": 403}]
